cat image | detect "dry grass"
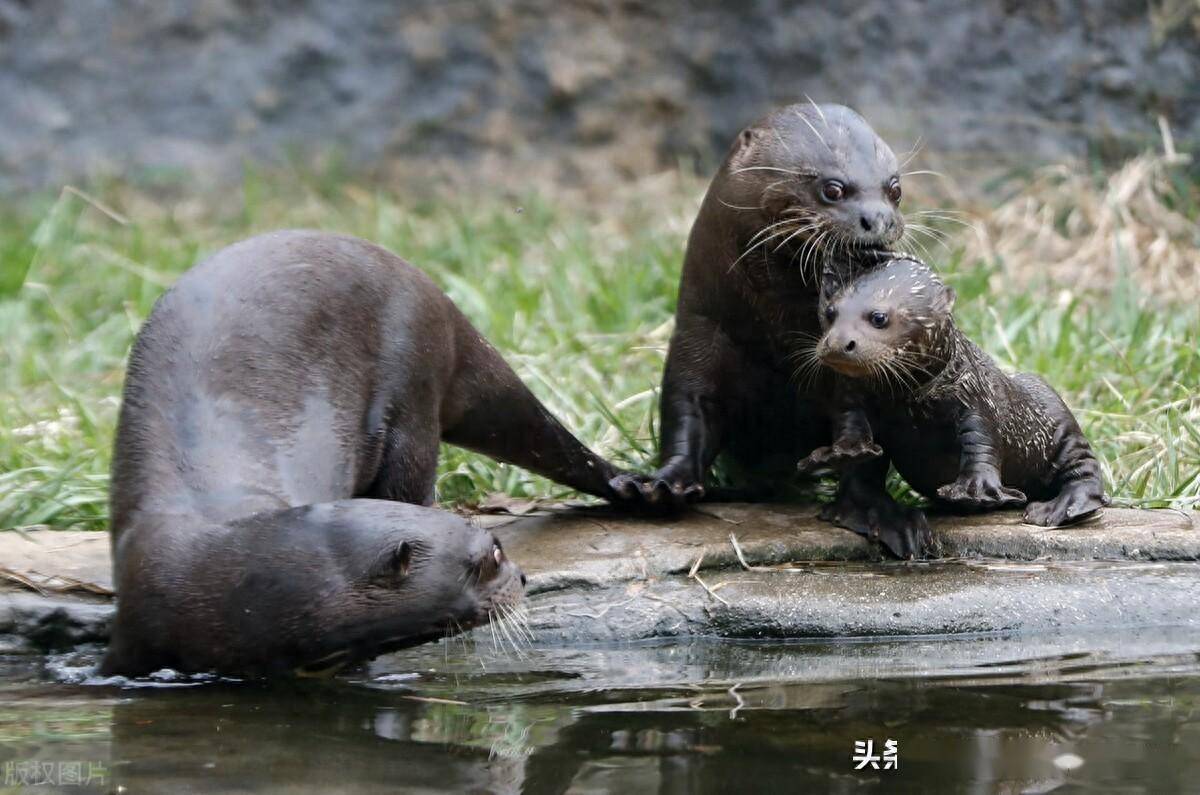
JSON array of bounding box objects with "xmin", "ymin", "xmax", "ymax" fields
[{"xmin": 963, "ymin": 149, "xmax": 1199, "ymax": 303}]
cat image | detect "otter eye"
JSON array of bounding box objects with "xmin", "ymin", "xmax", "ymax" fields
[
  {"xmin": 887, "ymin": 177, "xmax": 902, "ymax": 204},
  {"xmin": 820, "ymin": 180, "xmax": 845, "ymax": 203},
  {"xmin": 868, "ymin": 311, "xmax": 889, "ymax": 329},
  {"xmin": 824, "ymin": 306, "xmax": 837, "ymax": 324}
]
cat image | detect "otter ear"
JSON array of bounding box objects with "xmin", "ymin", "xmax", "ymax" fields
[
  {"xmin": 934, "ymin": 285, "xmax": 957, "ymax": 315},
  {"xmin": 382, "ymin": 541, "xmax": 412, "ymax": 579},
  {"xmin": 729, "ymin": 127, "xmax": 760, "ymax": 170}
]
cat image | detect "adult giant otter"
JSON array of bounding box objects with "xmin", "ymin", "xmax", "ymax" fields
[
  {"xmin": 101, "ymin": 230, "xmax": 630, "ymax": 677},
  {"xmin": 612, "ymin": 103, "xmax": 927, "ymax": 548}
]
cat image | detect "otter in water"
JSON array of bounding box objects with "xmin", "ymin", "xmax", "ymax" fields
[
  {"xmin": 101, "ymin": 230, "xmax": 632, "ymax": 677},
  {"xmin": 798, "ymin": 256, "xmax": 1108, "ymax": 556},
  {"xmin": 611, "ymin": 102, "xmax": 913, "ymax": 520},
  {"xmin": 100, "ymin": 501, "xmax": 525, "ymax": 678}
]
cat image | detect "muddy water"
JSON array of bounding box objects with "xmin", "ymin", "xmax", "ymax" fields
[{"xmin": 2, "ymin": 628, "xmax": 1199, "ymax": 793}]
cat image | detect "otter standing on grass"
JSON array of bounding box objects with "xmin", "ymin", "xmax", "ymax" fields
[
  {"xmin": 101, "ymin": 230, "xmax": 635, "ymax": 677},
  {"xmin": 799, "ymin": 256, "xmax": 1108, "ymax": 550},
  {"xmin": 612, "ymin": 102, "xmax": 930, "ymax": 548}
]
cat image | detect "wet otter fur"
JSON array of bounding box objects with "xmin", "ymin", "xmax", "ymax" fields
[
  {"xmin": 611, "ymin": 102, "xmax": 909, "ymax": 506},
  {"xmin": 101, "ymin": 230, "xmax": 630, "ymax": 677},
  {"xmin": 799, "ymin": 257, "xmax": 1108, "ymax": 557}
]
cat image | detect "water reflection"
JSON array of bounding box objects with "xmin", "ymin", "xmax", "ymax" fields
[{"xmin": 0, "ymin": 628, "xmax": 1197, "ymax": 793}]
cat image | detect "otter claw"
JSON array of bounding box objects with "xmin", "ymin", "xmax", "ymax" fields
[
  {"xmin": 936, "ymin": 474, "xmax": 1027, "ymax": 511},
  {"xmin": 607, "ymin": 473, "xmax": 703, "ymax": 507},
  {"xmin": 797, "ymin": 441, "xmax": 884, "ymax": 475},
  {"xmin": 1023, "ymin": 484, "xmax": 1108, "ymax": 527},
  {"xmin": 819, "ymin": 493, "xmax": 937, "ymax": 560}
]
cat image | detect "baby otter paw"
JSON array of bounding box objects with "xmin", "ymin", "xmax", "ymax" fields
[
  {"xmin": 1023, "ymin": 482, "xmax": 1109, "ymax": 527},
  {"xmin": 796, "ymin": 440, "xmax": 883, "ymax": 475},
  {"xmin": 936, "ymin": 474, "xmax": 1027, "ymax": 511},
  {"xmin": 608, "ymin": 472, "xmax": 704, "ymax": 509},
  {"xmin": 819, "ymin": 494, "xmax": 938, "ymax": 560}
]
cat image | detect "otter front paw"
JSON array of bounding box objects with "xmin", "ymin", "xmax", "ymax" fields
[
  {"xmin": 936, "ymin": 473, "xmax": 1027, "ymax": 511},
  {"xmin": 1023, "ymin": 482, "xmax": 1108, "ymax": 527},
  {"xmin": 797, "ymin": 440, "xmax": 883, "ymax": 475},
  {"xmin": 608, "ymin": 470, "xmax": 704, "ymax": 508},
  {"xmin": 819, "ymin": 493, "xmax": 937, "ymax": 560}
]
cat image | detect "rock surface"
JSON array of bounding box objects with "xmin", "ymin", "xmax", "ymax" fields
[
  {"xmin": 1, "ymin": 506, "xmax": 1196, "ymax": 653},
  {"xmin": 1, "ymin": 0, "xmax": 1197, "ymax": 191}
]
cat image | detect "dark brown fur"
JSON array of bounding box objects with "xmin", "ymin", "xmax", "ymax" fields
[
  {"xmin": 101, "ymin": 230, "xmax": 626, "ymax": 676},
  {"xmin": 611, "ymin": 103, "xmax": 905, "ymax": 504},
  {"xmin": 799, "ymin": 257, "xmax": 1108, "ymax": 557}
]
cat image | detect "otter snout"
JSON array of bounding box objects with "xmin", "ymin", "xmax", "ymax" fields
[
  {"xmin": 817, "ymin": 332, "xmax": 865, "ymax": 375},
  {"xmin": 856, "ymin": 202, "xmax": 901, "ymax": 244}
]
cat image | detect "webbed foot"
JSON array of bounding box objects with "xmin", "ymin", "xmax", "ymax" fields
[
  {"xmin": 819, "ymin": 491, "xmax": 937, "ymax": 560},
  {"xmin": 609, "ymin": 463, "xmax": 704, "ymax": 509},
  {"xmin": 797, "ymin": 440, "xmax": 883, "ymax": 475},
  {"xmin": 1023, "ymin": 481, "xmax": 1109, "ymax": 527},
  {"xmin": 936, "ymin": 472, "xmax": 1027, "ymax": 511}
]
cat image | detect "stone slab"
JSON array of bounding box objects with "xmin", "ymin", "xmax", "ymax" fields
[
  {"xmin": 0, "ymin": 506, "xmax": 1196, "ymax": 651},
  {"xmin": 495, "ymin": 505, "xmax": 1198, "ymax": 594},
  {"xmin": 517, "ymin": 560, "xmax": 1200, "ymax": 645}
]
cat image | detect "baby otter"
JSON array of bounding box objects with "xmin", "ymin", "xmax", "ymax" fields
[
  {"xmin": 612, "ymin": 102, "xmax": 907, "ymax": 505},
  {"xmin": 799, "ymin": 257, "xmax": 1108, "ymax": 555}
]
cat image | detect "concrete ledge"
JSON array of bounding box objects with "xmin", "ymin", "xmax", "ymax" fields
[
  {"xmin": 495, "ymin": 505, "xmax": 1198, "ymax": 594},
  {"xmin": 519, "ymin": 560, "xmax": 1200, "ymax": 644},
  {"xmin": 0, "ymin": 506, "xmax": 1196, "ymax": 650}
]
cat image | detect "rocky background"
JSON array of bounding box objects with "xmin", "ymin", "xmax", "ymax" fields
[{"xmin": 1, "ymin": 0, "xmax": 1198, "ymax": 192}]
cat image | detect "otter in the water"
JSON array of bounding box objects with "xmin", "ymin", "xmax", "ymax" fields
[
  {"xmin": 100, "ymin": 501, "xmax": 525, "ymax": 678},
  {"xmin": 798, "ymin": 256, "xmax": 1108, "ymax": 555},
  {"xmin": 612, "ymin": 103, "xmax": 913, "ymax": 526},
  {"xmin": 101, "ymin": 230, "xmax": 631, "ymax": 676}
]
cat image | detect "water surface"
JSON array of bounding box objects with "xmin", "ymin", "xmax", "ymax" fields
[{"xmin": 2, "ymin": 627, "xmax": 1198, "ymax": 793}]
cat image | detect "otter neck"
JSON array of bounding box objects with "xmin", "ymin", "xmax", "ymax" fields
[{"xmin": 879, "ymin": 318, "xmax": 962, "ymax": 399}]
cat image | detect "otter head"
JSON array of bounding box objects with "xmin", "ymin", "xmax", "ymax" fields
[
  {"xmin": 816, "ymin": 258, "xmax": 955, "ymax": 384},
  {"xmin": 297, "ymin": 503, "xmax": 527, "ymax": 673},
  {"xmin": 724, "ymin": 102, "xmax": 904, "ymax": 270}
]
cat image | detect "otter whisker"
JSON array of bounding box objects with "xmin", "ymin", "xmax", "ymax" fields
[
  {"xmin": 494, "ymin": 604, "xmax": 529, "ymax": 657},
  {"xmin": 906, "ymin": 224, "xmax": 952, "ymax": 254},
  {"xmin": 805, "ymin": 94, "xmax": 828, "ymax": 126},
  {"xmin": 773, "ymin": 220, "xmax": 826, "ymax": 255},
  {"xmin": 731, "ymin": 166, "xmax": 808, "ymax": 177},
  {"xmin": 910, "ymin": 210, "xmax": 982, "ymax": 234},
  {"xmin": 898, "ymin": 135, "xmax": 924, "ymax": 169},
  {"xmin": 902, "ymin": 169, "xmax": 946, "ymax": 179},
  {"xmin": 795, "ymin": 111, "xmax": 836, "ymax": 156},
  {"xmin": 487, "ymin": 608, "xmax": 502, "ymax": 652},
  {"xmin": 490, "ymin": 607, "xmax": 518, "ymax": 656},
  {"xmin": 717, "ymin": 197, "xmax": 761, "ymax": 212}
]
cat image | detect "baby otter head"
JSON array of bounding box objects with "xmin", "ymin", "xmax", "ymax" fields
[
  {"xmin": 816, "ymin": 257, "xmax": 955, "ymax": 382},
  {"xmin": 723, "ymin": 102, "xmax": 905, "ymax": 266}
]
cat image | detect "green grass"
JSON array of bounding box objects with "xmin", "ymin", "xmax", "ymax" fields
[{"xmin": 1, "ymin": 164, "xmax": 1197, "ymax": 531}]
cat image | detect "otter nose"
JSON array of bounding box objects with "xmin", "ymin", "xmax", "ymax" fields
[
  {"xmin": 859, "ymin": 211, "xmax": 892, "ymax": 234},
  {"xmin": 845, "ymin": 339, "xmax": 857, "ymax": 352}
]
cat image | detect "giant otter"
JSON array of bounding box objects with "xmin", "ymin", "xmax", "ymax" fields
[
  {"xmin": 799, "ymin": 256, "xmax": 1108, "ymax": 556},
  {"xmin": 101, "ymin": 230, "xmax": 631, "ymax": 677},
  {"xmin": 612, "ymin": 103, "xmax": 921, "ymax": 543}
]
